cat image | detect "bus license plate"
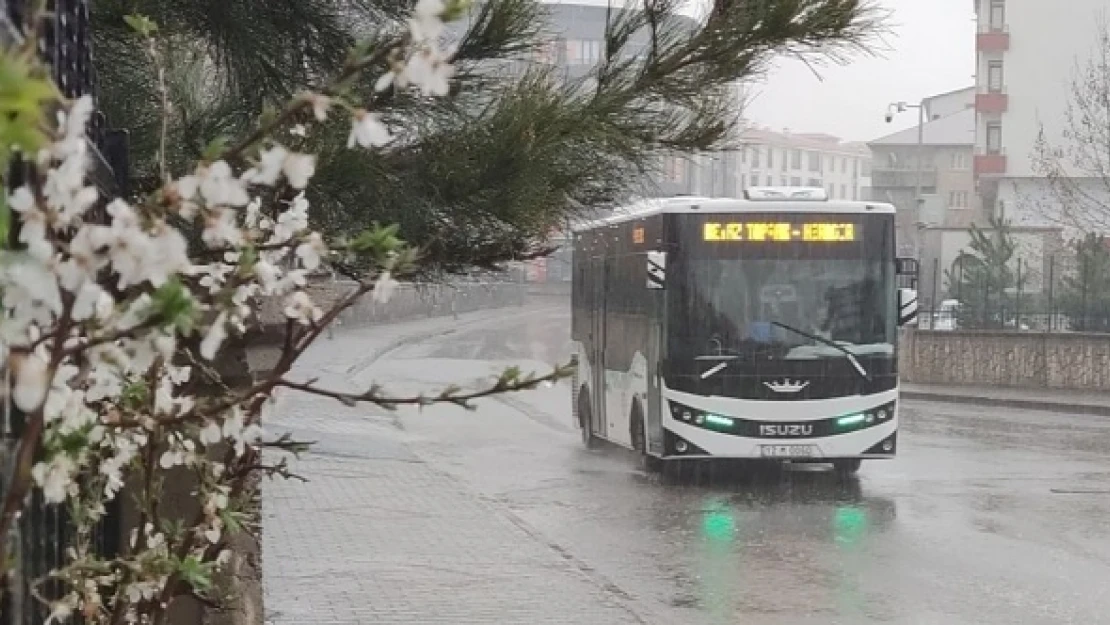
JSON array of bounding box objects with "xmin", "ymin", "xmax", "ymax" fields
[{"xmin": 760, "ymin": 445, "xmax": 816, "ymax": 458}]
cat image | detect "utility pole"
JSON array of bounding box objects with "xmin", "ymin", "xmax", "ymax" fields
[{"xmin": 886, "ymin": 99, "xmax": 928, "ymax": 257}]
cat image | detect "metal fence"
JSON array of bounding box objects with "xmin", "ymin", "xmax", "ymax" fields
[
  {"xmin": 1, "ymin": 1, "xmax": 128, "ymax": 623},
  {"xmin": 915, "ymin": 253, "xmax": 1110, "ymax": 333}
]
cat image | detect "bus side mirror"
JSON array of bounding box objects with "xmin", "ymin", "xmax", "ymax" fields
[
  {"xmin": 646, "ymin": 250, "xmax": 666, "ymax": 289},
  {"xmin": 898, "ymin": 288, "xmax": 918, "ymax": 326}
]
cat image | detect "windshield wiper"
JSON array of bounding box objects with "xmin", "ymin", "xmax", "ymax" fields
[{"xmin": 770, "ymin": 321, "xmax": 872, "ymax": 383}]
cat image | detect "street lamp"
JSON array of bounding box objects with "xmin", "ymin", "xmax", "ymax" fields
[{"xmin": 886, "ymin": 99, "xmax": 927, "ymax": 258}]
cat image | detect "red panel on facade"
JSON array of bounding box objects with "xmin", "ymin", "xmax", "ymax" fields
[
  {"xmin": 974, "ymin": 154, "xmax": 1007, "ymax": 176},
  {"xmin": 975, "ymin": 92, "xmax": 1008, "ymax": 113},
  {"xmin": 976, "ymin": 32, "xmax": 1010, "ymax": 52}
]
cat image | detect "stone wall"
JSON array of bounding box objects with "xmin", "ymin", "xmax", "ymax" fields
[
  {"xmin": 256, "ymin": 280, "xmax": 527, "ymax": 332},
  {"xmin": 901, "ymin": 329, "xmax": 1110, "ymax": 390}
]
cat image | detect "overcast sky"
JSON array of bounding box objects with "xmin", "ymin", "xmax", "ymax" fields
[{"xmin": 743, "ymin": 0, "xmax": 977, "ymax": 142}]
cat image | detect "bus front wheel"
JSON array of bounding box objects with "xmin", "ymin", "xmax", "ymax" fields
[{"xmin": 630, "ymin": 404, "xmax": 662, "ymax": 473}]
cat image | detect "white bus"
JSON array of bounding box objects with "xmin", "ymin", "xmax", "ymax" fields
[{"xmin": 570, "ymin": 189, "xmax": 919, "ymax": 474}]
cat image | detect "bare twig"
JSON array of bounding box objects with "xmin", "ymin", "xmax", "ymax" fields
[{"xmin": 276, "ymin": 362, "xmax": 575, "ymax": 410}]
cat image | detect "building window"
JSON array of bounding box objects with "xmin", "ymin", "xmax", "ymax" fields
[
  {"xmin": 766, "ymin": 175, "xmax": 774, "ymax": 186},
  {"xmin": 951, "ymin": 151, "xmax": 969, "ymax": 170},
  {"xmin": 665, "ymin": 156, "xmax": 685, "ymax": 183},
  {"xmin": 535, "ymin": 40, "xmax": 557, "ymax": 64},
  {"xmin": 565, "ymin": 40, "xmax": 581, "ymax": 63},
  {"xmin": 781, "ymin": 149, "xmax": 788, "ymax": 171},
  {"xmin": 989, "ymin": 0, "xmax": 1005, "ymax": 32},
  {"xmin": 751, "ymin": 146, "xmax": 761, "ymax": 168},
  {"xmin": 852, "ymin": 159, "xmax": 858, "ymax": 177},
  {"xmin": 851, "ymin": 185, "xmax": 858, "ymax": 200},
  {"xmin": 840, "ymin": 184, "xmax": 847, "ymax": 198},
  {"xmin": 766, "ymin": 148, "xmax": 773, "ymax": 170},
  {"xmin": 780, "ymin": 176, "xmax": 788, "ymax": 185},
  {"xmin": 750, "ymin": 174, "xmax": 760, "ymax": 188},
  {"xmin": 827, "ymin": 184, "xmax": 835, "ymax": 197},
  {"xmin": 791, "ymin": 150, "xmax": 802, "ymax": 170},
  {"xmin": 841, "ymin": 158, "xmax": 847, "ymax": 173},
  {"xmin": 986, "ymin": 122, "xmax": 1003, "ymax": 154},
  {"xmin": 790, "ymin": 176, "xmax": 802, "ymax": 186},
  {"xmin": 948, "ymin": 190, "xmax": 970, "ymax": 209},
  {"xmin": 861, "ymin": 161, "xmax": 871, "ymax": 176},
  {"xmin": 988, "ymin": 60, "xmax": 1004, "ymax": 92},
  {"xmin": 589, "ymin": 40, "xmax": 604, "ymax": 63},
  {"xmin": 808, "ymin": 152, "xmax": 821, "ymax": 172},
  {"xmin": 807, "ymin": 178, "xmax": 821, "ymax": 187}
]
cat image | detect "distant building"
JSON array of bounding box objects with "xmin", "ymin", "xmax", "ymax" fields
[
  {"xmin": 923, "ymin": 86, "xmax": 976, "ymax": 121},
  {"xmin": 730, "ymin": 127, "xmax": 872, "ymax": 201}
]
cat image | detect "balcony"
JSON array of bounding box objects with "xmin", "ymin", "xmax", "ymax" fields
[
  {"xmin": 976, "ymin": 30, "xmax": 1009, "ymax": 52},
  {"xmin": 976, "ymin": 91, "xmax": 1008, "ymax": 113},
  {"xmin": 974, "ymin": 152, "xmax": 1007, "ymax": 176},
  {"xmin": 871, "ymin": 168, "xmax": 938, "ymax": 189}
]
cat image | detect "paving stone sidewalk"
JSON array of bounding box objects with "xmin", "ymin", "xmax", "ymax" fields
[{"xmin": 261, "ymin": 307, "xmax": 647, "ymax": 625}]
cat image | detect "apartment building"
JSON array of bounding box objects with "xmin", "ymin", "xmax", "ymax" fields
[
  {"xmin": 969, "ymin": 0, "xmax": 1110, "ymax": 291},
  {"xmin": 924, "ymin": 86, "xmax": 975, "ymax": 121},
  {"xmin": 731, "ymin": 128, "xmax": 872, "ymax": 201}
]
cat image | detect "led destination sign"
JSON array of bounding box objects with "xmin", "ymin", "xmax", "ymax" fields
[{"xmin": 702, "ymin": 222, "xmax": 856, "ymax": 243}]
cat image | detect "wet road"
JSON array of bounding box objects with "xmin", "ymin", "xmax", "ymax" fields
[{"xmin": 305, "ymin": 301, "xmax": 1110, "ymax": 624}]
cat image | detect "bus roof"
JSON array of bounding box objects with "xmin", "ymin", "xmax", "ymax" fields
[{"xmin": 573, "ymin": 194, "xmax": 896, "ymax": 232}]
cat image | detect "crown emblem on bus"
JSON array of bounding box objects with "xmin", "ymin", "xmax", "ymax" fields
[{"xmin": 763, "ymin": 379, "xmax": 810, "ymax": 393}]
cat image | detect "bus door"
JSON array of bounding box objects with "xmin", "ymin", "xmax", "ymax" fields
[{"xmin": 588, "ymin": 257, "xmax": 609, "ymax": 440}]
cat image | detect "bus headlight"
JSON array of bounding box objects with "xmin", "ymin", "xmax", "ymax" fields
[
  {"xmin": 669, "ymin": 401, "xmax": 735, "ymax": 431},
  {"xmin": 836, "ymin": 401, "xmax": 897, "ymax": 432}
]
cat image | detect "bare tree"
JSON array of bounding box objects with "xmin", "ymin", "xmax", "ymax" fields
[{"xmin": 1032, "ymin": 16, "xmax": 1110, "ymax": 234}]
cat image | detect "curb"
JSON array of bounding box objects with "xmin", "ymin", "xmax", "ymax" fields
[
  {"xmin": 901, "ymin": 390, "xmax": 1110, "ymax": 416},
  {"xmin": 343, "ymin": 302, "xmax": 567, "ymax": 378}
]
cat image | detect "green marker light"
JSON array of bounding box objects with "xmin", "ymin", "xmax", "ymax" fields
[
  {"xmin": 704, "ymin": 414, "xmax": 734, "ymax": 428},
  {"xmin": 837, "ymin": 413, "xmax": 865, "ymax": 427}
]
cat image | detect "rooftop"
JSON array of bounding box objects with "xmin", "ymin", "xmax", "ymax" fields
[
  {"xmin": 740, "ymin": 127, "xmax": 871, "ymax": 156},
  {"xmin": 868, "ymin": 108, "xmax": 976, "ymax": 147}
]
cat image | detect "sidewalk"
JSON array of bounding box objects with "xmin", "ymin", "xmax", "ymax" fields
[
  {"xmin": 901, "ymin": 382, "xmax": 1110, "ymax": 416},
  {"xmin": 260, "ymin": 304, "xmax": 646, "ymax": 625}
]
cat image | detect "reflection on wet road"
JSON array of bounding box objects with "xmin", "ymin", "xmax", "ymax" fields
[{"xmin": 351, "ymin": 301, "xmax": 1110, "ymax": 624}]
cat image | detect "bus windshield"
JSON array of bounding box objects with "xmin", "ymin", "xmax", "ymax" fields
[
  {"xmin": 673, "ymin": 257, "xmax": 894, "ymax": 355},
  {"xmin": 665, "ymin": 212, "xmax": 896, "ymax": 400}
]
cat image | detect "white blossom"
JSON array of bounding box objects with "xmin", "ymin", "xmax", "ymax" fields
[
  {"xmin": 32, "ymin": 455, "xmax": 77, "ymax": 504},
  {"xmin": 295, "ymin": 232, "xmax": 327, "ymax": 271},
  {"xmin": 222, "ymin": 408, "xmax": 263, "ymax": 457},
  {"xmin": 372, "ymin": 271, "xmax": 400, "ymax": 304},
  {"xmin": 247, "ymin": 145, "xmax": 288, "ymax": 187},
  {"xmin": 200, "ymin": 312, "xmax": 230, "ymax": 361},
  {"xmin": 409, "ymin": 0, "xmax": 447, "ymax": 42},
  {"xmin": 283, "ymin": 291, "xmax": 323, "ymax": 325},
  {"xmin": 202, "ymin": 207, "xmax": 244, "ymax": 249},
  {"xmin": 347, "ymin": 110, "xmax": 391, "ymax": 149},
  {"xmin": 283, "ymin": 153, "xmax": 317, "ymax": 189},
  {"xmin": 199, "ymin": 421, "xmax": 223, "ymax": 446},
  {"xmin": 404, "ymin": 48, "xmax": 455, "ymax": 97},
  {"xmin": 198, "ymin": 161, "xmax": 251, "ymax": 207},
  {"xmin": 13, "ymin": 353, "xmax": 49, "ymax": 412},
  {"xmin": 309, "ymin": 94, "xmax": 331, "ymax": 121},
  {"xmin": 8, "ymin": 186, "xmax": 52, "ymax": 260},
  {"xmin": 272, "ymin": 193, "xmax": 310, "ymax": 243}
]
